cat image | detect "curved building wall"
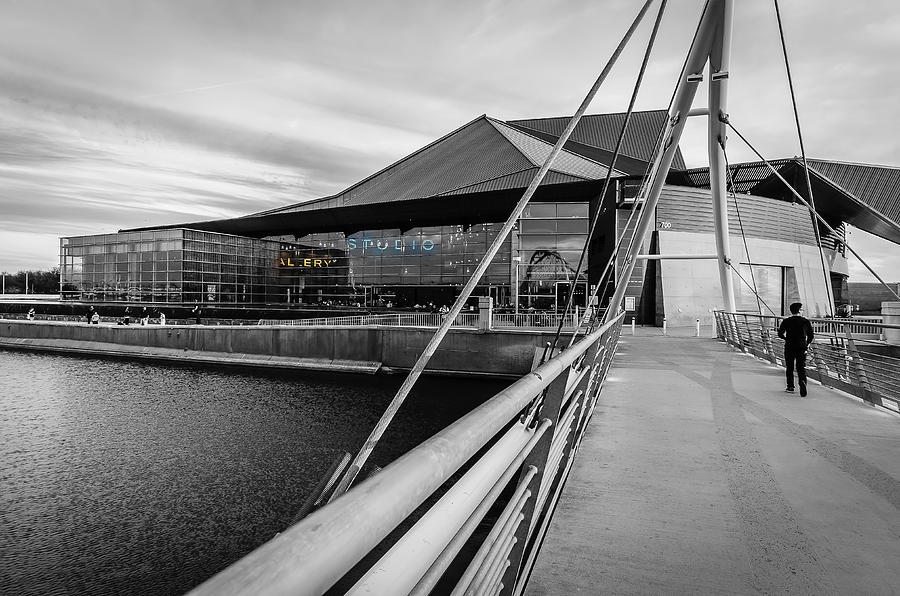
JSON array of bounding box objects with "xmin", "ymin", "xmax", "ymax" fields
[{"xmin": 650, "ymin": 185, "xmax": 839, "ymax": 325}]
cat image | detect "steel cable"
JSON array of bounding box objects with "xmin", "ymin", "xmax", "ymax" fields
[
  {"xmin": 546, "ymin": 0, "xmax": 669, "ymax": 355},
  {"xmin": 725, "ymin": 120, "xmax": 900, "ymax": 302},
  {"xmin": 773, "ymin": 0, "xmax": 834, "ymax": 315},
  {"xmin": 326, "ymin": 0, "xmax": 659, "ymax": 500}
]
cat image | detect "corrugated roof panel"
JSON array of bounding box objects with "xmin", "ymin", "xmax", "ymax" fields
[
  {"xmin": 506, "ymin": 110, "xmax": 685, "ymax": 170},
  {"xmin": 807, "ymin": 159, "xmax": 900, "ymax": 222},
  {"xmin": 487, "ymin": 119, "xmax": 614, "ymax": 180},
  {"xmin": 677, "ymin": 160, "xmax": 795, "ymax": 194},
  {"xmin": 674, "ymin": 158, "xmax": 900, "ymax": 244},
  {"xmin": 439, "ymin": 169, "xmax": 588, "ymax": 196},
  {"xmin": 331, "ymin": 116, "xmax": 536, "ymax": 207}
]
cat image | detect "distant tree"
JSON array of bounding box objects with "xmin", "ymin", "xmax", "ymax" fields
[{"xmin": 1, "ymin": 268, "xmax": 60, "ymax": 294}]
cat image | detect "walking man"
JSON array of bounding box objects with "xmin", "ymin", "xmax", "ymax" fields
[{"xmin": 777, "ymin": 302, "xmax": 814, "ymax": 396}]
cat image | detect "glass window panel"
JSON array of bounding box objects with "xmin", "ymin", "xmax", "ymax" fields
[
  {"xmin": 556, "ymin": 203, "xmax": 589, "ymax": 218},
  {"xmin": 522, "ymin": 204, "xmax": 556, "ymax": 218},
  {"xmin": 734, "ymin": 264, "xmax": 784, "ymax": 315},
  {"xmin": 521, "ymin": 219, "xmax": 556, "ymax": 234},
  {"xmin": 557, "ymin": 251, "xmax": 587, "ymax": 267},
  {"xmin": 557, "ymin": 219, "xmax": 588, "ymax": 234},
  {"xmin": 556, "ymin": 235, "xmax": 587, "ymax": 251},
  {"xmin": 519, "ymin": 235, "xmax": 557, "ymax": 250}
]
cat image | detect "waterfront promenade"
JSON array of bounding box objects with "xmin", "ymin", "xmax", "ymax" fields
[{"xmin": 527, "ymin": 328, "xmax": 900, "ymax": 595}]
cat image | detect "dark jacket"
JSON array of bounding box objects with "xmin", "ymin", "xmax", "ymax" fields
[{"xmin": 778, "ymin": 315, "xmax": 814, "ymax": 352}]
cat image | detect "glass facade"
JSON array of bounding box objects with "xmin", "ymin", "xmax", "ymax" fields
[
  {"xmin": 516, "ymin": 202, "xmax": 589, "ymax": 310},
  {"xmin": 59, "ymin": 202, "xmax": 591, "ymax": 310},
  {"xmin": 297, "ymin": 222, "xmax": 512, "ymax": 307},
  {"xmin": 60, "ymin": 229, "xmax": 289, "ymax": 304}
]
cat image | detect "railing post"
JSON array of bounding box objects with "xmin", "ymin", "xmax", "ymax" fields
[
  {"xmin": 728, "ymin": 312, "xmax": 738, "ymax": 346},
  {"xmin": 721, "ymin": 312, "xmax": 733, "ymax": 345},
  {"xmin": 806, "ymin": 342, "xmax": 827, "ymax": 385},
  {"xmin": 741, "ymin": 314, "xmax": 752, "ymax": 353},
  {"xmin": 760, "ymin": 316, "xmax": 777, "ymax": 364},
  {"xmin": 503, "ymin": 315, "xmax": 623, "ymax": 595},
  {"xmin": 500, "ymin": 361, "xmax": 573, "ymax": 596},
  {"xmin": 842, "ymin": 324, "xmax": 882, "ymax": 406}
]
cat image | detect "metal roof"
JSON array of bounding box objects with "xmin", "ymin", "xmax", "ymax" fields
[
  {"xmin": 506, "ymin": 110, "xmax": 685, "ymax": 170},
  {"xmin": 126, "ymin": 179, "xmax": 606, "ymax": 238},
  {"xmin": 486, "ymin": 118, "xmax": 619, "ymax": 179},
  {"xmin": 260, "ymin": 114, "xmax": 622, "ymax": 217},
  {"xmin": 805, "ymin": 159, "xmax": 900, "ymax": 223},
  {"xmin": 674, "ymin": 158, "xmax": 900, "ymax": 245},
  {"xmin": 439, "ymin": 169, "xmax": 588, "ymax": 196}
]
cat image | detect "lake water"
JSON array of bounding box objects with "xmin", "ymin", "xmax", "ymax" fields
[{"xmin": 0, "ymin": 349, "xmax": 507, "ymax": 595}]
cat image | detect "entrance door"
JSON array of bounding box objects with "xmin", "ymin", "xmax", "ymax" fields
[
  {"xmin": 489, "ymin": 285, "xmax": 500, "ymax": 307},
  {"xmin": 555, "ymin": 282, "xmax": 587, "ymax": 312}
]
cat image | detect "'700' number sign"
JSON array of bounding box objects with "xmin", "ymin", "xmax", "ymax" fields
[{"xmin": 657, "ymin": 221, "xmax": 672, "ymax": 229}]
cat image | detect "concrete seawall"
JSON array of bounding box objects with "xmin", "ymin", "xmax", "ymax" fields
[{"xmin": 0, "ymin": 320, "xmax": 556, "ymax": 376}]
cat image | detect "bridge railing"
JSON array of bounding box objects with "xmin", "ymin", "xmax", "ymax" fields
[
  {"xmin": 258, "ymin": 311, "xmax": 588, "ymax": 330},
  {"xmin": 491, "ymin": 312, "xmax": 583, "ymax": 329},
  {"xmin": 714, "ymin": 311, "xmax": 900, "ymax": 413},
  {"xmin": 189, "ymin": 311, "xmax": 625, "ymax": 596},
  {"xmin": 258, "ymin": 313, "xmax": 480, "ymax": 328}
]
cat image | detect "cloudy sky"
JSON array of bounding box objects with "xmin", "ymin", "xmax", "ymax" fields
[{"xmin": 1, "ymin": 0, "xmax": 898, "ymax": 282}]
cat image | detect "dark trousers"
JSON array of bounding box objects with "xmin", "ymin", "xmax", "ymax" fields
[{"xmin": 785, "ymin": 348, "xmax": 807, "ymax": 394}]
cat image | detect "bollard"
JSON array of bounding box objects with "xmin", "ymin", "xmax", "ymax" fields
[
  {"xmin": 631, "ymin": 317, "xmax": 635, "ymax": 336},
  {"xmin": 662, "ymin": 317, "xmax": 667, "ymax": 335},
  {"xmin": 695, "ymin": 318, "xmax": 700, "ymax": 337}
]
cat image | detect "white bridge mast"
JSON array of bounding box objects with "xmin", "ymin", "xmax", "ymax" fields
[{"xmin": 606, "ymin": 0, "xmax": 737, "ymax": 322}]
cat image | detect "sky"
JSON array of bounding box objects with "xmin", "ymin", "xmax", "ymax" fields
[{"xmin": 1, "ymin": 0, "xmax": 898, "ymax": 283}]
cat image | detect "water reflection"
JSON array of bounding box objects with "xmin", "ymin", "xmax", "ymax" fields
[{"xmin": 0, "ymin": 349, "xmax": 505, "ymax": 595}]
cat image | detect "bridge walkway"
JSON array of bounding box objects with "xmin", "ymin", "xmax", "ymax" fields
[{"xmin": 526, "ymin": 327, "xmax": 900, "ymax": 595}]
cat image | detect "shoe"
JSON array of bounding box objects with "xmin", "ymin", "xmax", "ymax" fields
[
  {"xmin": 785, "ymin": 387, "xmax": 794, "ymax": 393},
  {"xmin": 800, "ymin": 390, "xmax": 807, "ymax": 397}
]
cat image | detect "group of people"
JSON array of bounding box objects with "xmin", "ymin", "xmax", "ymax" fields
[
  {"xmin": 23, "ymin": 305, "xmax": 204, "ymax": 326},
  {"xmin": 119, "ymin": 307, "xmax": 168, "ymax": 326},
  {"xmin": 83, "ymin": 306, "xmax": 167, "ymax": 326}
]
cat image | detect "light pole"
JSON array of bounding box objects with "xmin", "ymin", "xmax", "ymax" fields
[{"xmin": 513, "ymin": 255, "xmax": 522, "ymax": 316}]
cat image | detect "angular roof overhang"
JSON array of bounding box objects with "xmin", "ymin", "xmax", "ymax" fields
[
  {"xmin": 125, "ymin": 179, "xmax": 607, "ymax": 238},
  {"xmin": 127, "ymin": 111, "xmax": 673, "ymax": 236}
]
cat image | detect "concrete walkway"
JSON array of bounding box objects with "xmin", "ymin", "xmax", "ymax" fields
[{"xmin": 526, "ymin": 330, "xmax": 900, "ymax": 595}]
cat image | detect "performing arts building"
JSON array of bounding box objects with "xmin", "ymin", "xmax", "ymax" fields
[{"xmin": 59, "ymin": 110, "xmax": 900, "ymax": 326}]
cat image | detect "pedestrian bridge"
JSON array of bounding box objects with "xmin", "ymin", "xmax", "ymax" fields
[
  {"xmin": 527, "ymin": 327, "xmax": 900, "ymax": 595},
  {"xmin": 189, "ymin": 313, "xmax": 900, "ymax": 596}
]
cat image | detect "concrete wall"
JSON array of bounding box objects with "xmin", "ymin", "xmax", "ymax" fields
[
  {"xmin": 658, "ymin": 231, "xmax": 833, "ymax": 326},
  {"xmin": 0, "ymin": 320, "xmax": 556, "ymax": 376}
]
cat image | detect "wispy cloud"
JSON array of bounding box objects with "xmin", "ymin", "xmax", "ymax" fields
[{"xmin": 0, "ymin": 0, "xmax": 898, "ymax": 280}]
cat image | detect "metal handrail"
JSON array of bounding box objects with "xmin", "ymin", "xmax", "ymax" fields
[
  {"xmin": 714, "ymin": 311, "xmax": 900, "ymax": 413},
  {"xmin": 257, "ymin": 312, "xmax": 589, "ymax": 330},
  {"xmin": 257, "ymin": 313, "xmax": 480, "ymax": 328},
  {"xmin": 189, "ymin": 311, "xmax": 625, "ymax": 596}
]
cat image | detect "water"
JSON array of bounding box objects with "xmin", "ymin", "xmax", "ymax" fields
[{"xmin": 0, "ymin": 349, "xmax": 507, "ymax": 595}]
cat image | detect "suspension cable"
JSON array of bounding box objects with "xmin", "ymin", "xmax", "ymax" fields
[
  {"xmin": 722, "ymin": 143, "xmax": 770, "ymax": 315},
  {"xmin": 773, "ymin": 0, "xmax": 834, "ymax": 315},
  {"xmin": 568, "ymin": 0, "xmax": 716, "ymax": 346},
  {"xmin": 326, "ymin": 0, "xmax": 659, "ymax": 501},
  {"xmin": 547, "ymin": 0, "xmax": 669, "ymax": 355},
  {"xmin": 726, "ymin": 119, "xmax": 900, "ymax": 302}
]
